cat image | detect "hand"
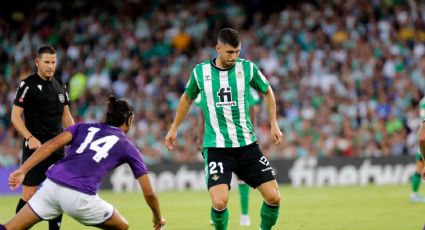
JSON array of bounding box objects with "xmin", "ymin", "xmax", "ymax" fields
[
  {"xmin": 27, "ymin": 136, "xmax": 41, "ymax": 150},
  {"xmin": 422, "ymin": 166, "xmax": 425, "ymax": 180},
  {"xmin": 165, "ymin": 128, "xmax": 177, "ymax": 151},
  {"xmin": 270, "ymin": 123, "xmax": 283, "ymax": 145},
  {"xmin": 153, "ymin": 217, "xmax": 166, "ymax": 230},
  {"xmin": 8, "ymin": 168, "xmax": 25, "ymax": 190}
]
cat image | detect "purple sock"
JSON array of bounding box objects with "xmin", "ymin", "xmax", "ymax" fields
[{"xmin": 0, "ymin": 224, "xmax": 6, "ymax": 230}]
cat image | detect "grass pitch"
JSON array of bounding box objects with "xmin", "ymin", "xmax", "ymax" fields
[{"xmin": 0, "ymin": 185, "xmax": 423, "ymax": 230}]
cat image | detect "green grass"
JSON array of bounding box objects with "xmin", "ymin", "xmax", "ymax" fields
[{"xmin": 0, "ymin": 185, "xmax": 423, "ymax": 229}]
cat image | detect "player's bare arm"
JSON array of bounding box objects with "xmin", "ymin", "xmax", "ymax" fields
[
  {"xmin": 418, "ymin": 121, "xmax": 425, "ymax": 179},
  {"xmin": 8, "ymin": 131, "xmax": 72, "ymax": 190},
  {"xmin": 264, "ymin": 85, "xmax": 283, "ymax": 145},
  {"xmin": 62, "ymin": 105, "xmax": 75, "ymax": 128},
  {"xmin": 138, "ymin": 174, "xmax": 166, "ymax": 229},
  {"xmin": 165, "ymin": 92, "xmax": 194, "ymax": 151},
  {"xmin": 11, "ymin": 105, "xmax": 41, "ymax": 150}
]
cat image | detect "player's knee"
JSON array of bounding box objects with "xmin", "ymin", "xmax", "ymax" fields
[
  {"xmin": 118, "ymin": 217, "xmax": 129, "ymax": 230},
  {"xmin": 211, "ymin": 192, "xmax": 228, "ymax": 210},
  {"xmin": 265, "ymin": 193, "xmax": 281, "ymax": 206},
  {"xmin": 5, "ymin": 223, "xmax": 21, "ymax": 230},
  {"xmin": 212, "ymin": 199, "xmax": 228, "ymax": 210},
  {"xmin": 121, "ymin": 221, "xmax": 129, "ymax": 230}
]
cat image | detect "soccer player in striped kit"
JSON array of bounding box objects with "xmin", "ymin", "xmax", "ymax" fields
[
  {"xmin": 411, "ymin": 97, "xmax": 425, "ymax": 202},
  {"xmin": 165, "ymin": 28, "xmax": 283, "ymax": 230}
]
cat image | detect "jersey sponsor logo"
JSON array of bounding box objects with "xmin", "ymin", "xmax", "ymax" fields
[
  {"xmin": 204, "ymin": 75, "xmax": 211, "ymax": 81},
  {"xmin": 58, "ymin": 94, "xmax": 65, "ymax": 103},
  {"xmin": 216, "ymin": 87, "xmax": 236, "ymax": 107}
]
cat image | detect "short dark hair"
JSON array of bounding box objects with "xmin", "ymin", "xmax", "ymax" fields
[
  {"xmin": 218, "ymin": 28, "xmax": 240, "ymax": 47},
  {"xmin": 105, "ymin": 95, "xmax": 134, "ymax": 127},
  {"xmin": 37, "ymin": 45, "xmax": 56, "ymax": 57}
]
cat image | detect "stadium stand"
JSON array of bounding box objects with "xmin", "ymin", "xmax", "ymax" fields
[{"xmin": 0, "ymin": 0, "xmax": 424, "ymax": 167}]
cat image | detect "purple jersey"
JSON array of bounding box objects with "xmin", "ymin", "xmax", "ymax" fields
[{"xmin": 46, "ymin": 123, "xmax": 148, "ymax": 195}]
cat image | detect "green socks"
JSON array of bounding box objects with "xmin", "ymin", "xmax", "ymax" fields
[
  {"xmin": 260, "ymin": 201, "xmax": 280, "ymax": 230},
  {"xmin": 211, "ymin": 207, "xmax": 229, "ymax": 230},
  {"xmin": 412, "ymin": 173, "xmax": 421, "ymax": 192},
  {"xmin": 239, "ymin": 183, "xmax": 250, "ymax": 215}
]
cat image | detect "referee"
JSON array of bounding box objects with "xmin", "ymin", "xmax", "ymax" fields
[{"xmin": 11, "ymin": 45, "xmax": 74, "ymax": 230}]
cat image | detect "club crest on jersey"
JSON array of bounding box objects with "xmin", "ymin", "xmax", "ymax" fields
[
  {"xmin": 211, "ymin": 174, "xmax": 220, "ymax": 181},
  {"xmin": 237, "ymin": 72, "xmax": 243, "ymax": 79},
  {"xmin": 216, "ymin": 87, "xmax": 236, "ymax": 107},
  {"xmin": 58, "ymin": 94, "xmax": 65, "ymax": 103}
]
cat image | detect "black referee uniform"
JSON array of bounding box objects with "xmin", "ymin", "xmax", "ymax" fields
[{"xmin": 13, "ymin": 73, "xmax": 70, "ymax": 186}]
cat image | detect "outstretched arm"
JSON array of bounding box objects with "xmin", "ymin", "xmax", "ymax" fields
[
  {"xmin": 165, "ymin": 92, "xmax": 194, "ymax": 151},
  {"xmin": 8, "ymin": 131, "xmax": 72, "ymax": 190},
  {"xmin": 419, "ymin": 121, "xmax": 425, "ymax": 179},
  {"xmin": 138, "ymin": 174, "xmax": 166, "ymax": 230},
  {"xmin": 264, "ymin": 85, "xmax": 283, "ymax": 144}
]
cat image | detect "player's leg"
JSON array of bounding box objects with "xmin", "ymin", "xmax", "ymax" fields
[
  {"xmin": 45, "ymin": 153, "xmax": 65, "ymax": 230},
  {"xmin": 16, "ymin": 147, "xmax": 37, "ymax": 214},
  {"xmin": 8, "ymin": 179, "xmax": 64, "ymax": 230},
  {"xmin": 209, "ymin": 184, "xmax": 230, "ymax": 230},
  {"xmin": 5, "ymin": 204, "xmax": 42, "ymax": 230},
  {"xmin": 58, "ymin": 183, "xmax": 128, "ymax": 230},
  {"xmin": 234, "ymin": 143, "xmax": 280, "ymax": 230},
  {"xmin": 410, "ymin": 153, "xmax": 425, "ymax": 202},
  {"xmin": 237, "ymin": 179, "xmax": 251, "ymax": 226},
  {"xmin": 202, "ymin": 148, "xmax": 234, "ymax": 230},
  {"xmin": 94, "ymin": 209, "xmax": 129, "ymax": 230},
  {"xmin": 257, "ymin": 180, "xmax": 281, "ymax": 230}
]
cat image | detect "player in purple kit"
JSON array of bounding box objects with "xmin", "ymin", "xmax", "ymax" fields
[{"xmin": 1, "ymin": 96, "xmax": 165, "ymax": 230}]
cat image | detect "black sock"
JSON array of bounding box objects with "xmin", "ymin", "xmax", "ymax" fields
[
  {"xmin": 16, "ymin": 198, "xmax": 27, "ymax": 214},
  {"xmin": 49, "ymin": 214, "xmax": 63, "ymax": 230}
]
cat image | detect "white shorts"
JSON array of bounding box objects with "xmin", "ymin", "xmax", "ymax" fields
[{"xmin": 28, "ymin": 178, "xmax": 114, "ymax": 225}]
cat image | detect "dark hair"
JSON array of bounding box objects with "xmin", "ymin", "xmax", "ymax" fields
[
  {"xmin": 218, "ymin": 28, "xmax": 240, "ymax": 47},
  {"xmin": 37, "ymin": 45, "xmax": 56, "ymax": 57},
  {"xmin": 105, "ymin": 95, "xmax": 134, "ymax": 127}
]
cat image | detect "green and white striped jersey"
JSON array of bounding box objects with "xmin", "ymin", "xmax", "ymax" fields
[
  {"xmin": 248, "ymin": 88, "xmax": 261, "ymax": 106},
  {"xmin": 186, "ymin": 58, "xmax": 269, "ymax": 148}
]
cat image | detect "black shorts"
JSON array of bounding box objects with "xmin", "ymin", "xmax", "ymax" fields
[
  {"xmin": 202, "ymin": 142, "xmax": 276, "ymax": 190},
  {"xmin": 22, "ymin": 140, "xmax": 64, "ymax": 186}
]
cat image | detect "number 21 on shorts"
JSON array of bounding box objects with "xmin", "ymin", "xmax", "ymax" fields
[{"xmin": 209, "ymin": 161, "xmax": 223, "ymax": 174}]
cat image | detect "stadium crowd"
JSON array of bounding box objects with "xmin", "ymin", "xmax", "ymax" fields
[{"xmin": 1, "ymin": 0, "xmax": 425, "ymax": 167}]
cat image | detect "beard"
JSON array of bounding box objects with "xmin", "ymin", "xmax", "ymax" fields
[{"xmin": 219, "ymin": 57, "xmax": 235, "ymax": 68}]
